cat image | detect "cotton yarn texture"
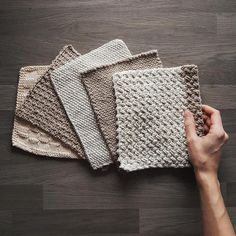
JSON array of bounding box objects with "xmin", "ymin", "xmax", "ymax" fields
[
  {"xmin": 81, "ymin": 50, "xmax": 163, "ymax": 160},
  {"xmin": 51, "ymin": 39, "xmax": 131, "ymax": 169},
  {"xmin": 12, "ymin": 39, "xmax": 204, "ymax": 172},
  {"xmin": 15, "ymin": 45, "xmax": 86, "ymax": 158},
  {"xmin": 12, "ymin": 66, "xmax": 78, "ymax": 159},
  {"xmin": 113, "ymin": 65, "xmax": 204, "ymax": 171}
]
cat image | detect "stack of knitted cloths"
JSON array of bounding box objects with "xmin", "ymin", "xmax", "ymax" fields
[{"xmin": 13, "ymin": 39, "xmax": 204, "ymax": 172}]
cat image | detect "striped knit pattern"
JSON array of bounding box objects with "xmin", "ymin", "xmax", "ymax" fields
[
  {"xmin": 16, "ymin": 45, "xmax": 85, "ymax": 158},
  {"xmin": 12, "ymin": 66, "xmax": 78, "ymax": 159},
  {"xmin": 113, "ymin": 65, "xmax": 204, "ymax": 171},
  {"xmin": 81, "ymin": 50, "xmax": 163, "ymax": 160},
  {"xmin": 51, "ymin": 39, "xmax": 131, "ymax": 169}
]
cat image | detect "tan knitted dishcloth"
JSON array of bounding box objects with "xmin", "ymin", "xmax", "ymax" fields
[
  {"xmin": 113, "ymin": 66, "xmax": 204, "ymax": 171},
  {"xmin": 81, "ymin": 50, "xmax": 163, "ymax": 160},
  {"xmin": 12, "ymin": 66, "xmax": 78, "ymax": 159},
  {"xmin": 15, "ymin": 45, "xmax": 86, "ymax": 158}
]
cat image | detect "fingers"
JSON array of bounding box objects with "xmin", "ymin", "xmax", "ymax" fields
[
  {"xmin": 224, "ymin": 132, "xmax": 229, "ymax": 143},
  {"xmin": 202, "ymin": 105, "xmax": 229, "ymax": 143},
  {"xmin": 203, "ymin": 114, "xmax": 211, "ymax": 127},
  {"xmin": 184, "ymin": 110, "xmax": 197, "ymax": 140},
  {"xmin": 204, "ymin": 124, "xmax": 209, "ymax": 134},
  {"xmin": 202, "ymin": 104, "xmax": 216, "ymax": 115},
  {"xmin": 202, "ymin": 105, "xmax": 223, "ymax": 128}
]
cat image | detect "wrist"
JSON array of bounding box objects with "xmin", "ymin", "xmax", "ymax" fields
[
  {"xmin": 195, "ymin": 170, "xmax": 222, "ymax": 209},
  {"xmin": 194, "ymin": 170, "xmax": 219, "ymax": 189}
]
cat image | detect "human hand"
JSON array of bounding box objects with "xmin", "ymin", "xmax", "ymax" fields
[{"xmin": 184, "ymin": 105, "xmax": 229, "ymax": 182}]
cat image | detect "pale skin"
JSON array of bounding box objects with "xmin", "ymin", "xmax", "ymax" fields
[{"xmin": 184, "ymin": 105, "xmax": 235, "ymax": 236}]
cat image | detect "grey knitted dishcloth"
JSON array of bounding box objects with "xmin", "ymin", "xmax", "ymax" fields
[
  {"xmin": 113, "ymin": 65, "xmax": 204, "ymax": 172},
  {"xmin": 16, "ymin": 45, "xmax": 86, "ymax": 158},
  {"xmin": 12, "ymin": 66, "xmax": 78, "ymax": 159},
  {"xmin": 51, "ymin": 39, "xmax": 131, "ymax": 169},
  {"xmin": 81, "ymin": 50, "xmax": 162, "ymax": 160}
]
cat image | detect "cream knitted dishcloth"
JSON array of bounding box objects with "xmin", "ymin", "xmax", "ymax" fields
[
  {"xmin": 15, "ymin": 45, "xmax": 86, "ymax": 158},
  {"xmin": 51, "ymin": 39, "xmax": 131, "ymax": 169},
  {"xmin": 81, "ymin": 50, "xmax": 162, "ymax": 160},
  {"xmin": 12, "ymin": 66, "xmax": 78, "ymax": 159},
  {"xmin": 113, "ymin": 65, "xmax": 204, "ymax": 172}
]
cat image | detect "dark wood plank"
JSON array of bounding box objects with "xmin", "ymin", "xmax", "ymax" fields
[
  {"xmin": 217, "ymin": 13, "xmax": 236, "ymax": 36},
  {"xmin": 43, "ymin": 182, "xmax": 227, "ymax": 209},
  {"xmin": 216, "ymin": 0, "xmax": 236, "ymax": 12},
  {"xmin": 201, "ymin": 85, "xmax": 236, "ymax": 109},
  {"xmin": 1, "ymin": 0, "xmax": 217, "ymax": 12},
  {"xmin": 227, "ymin": 182, "xmax": 236, "ymax": 207},
  {"xmin": 140, "ymin": 208, "xmax": 202, "ymax": 236},
  {"xmin": 0, "ymin": 111, "xmax": 14, "ymax": 134},
  {"xmin": 0, "ymin": 210, "xmax": 12, "ymax": 230},
  {"xmin": 219, "ymin": 159, "xmax": 236, "ymax": 182},
  {"xmin": 0, "ymin": 85, "xmax": 16, "ymax": 110},
  {"xmin": 9, "ymin": 209, "xmax": 139, "ymax": 235},
  {"xmin": 0, "ymin": 185, "xmax": 42, "ymax": 210},
  {"xmin": 228, "ymin": 208, "xmax": 236, "ymax": 226},
  {"xmin": 0, "ymin": 5, "xmax": 218, "ymax": 87},
  {"xmin": 221, "ymin": 109, "xmax": 236, "ymax": 133},
  {"xmin": 140, "ymin": 207, "xmax": 236, "ymax": 235}
]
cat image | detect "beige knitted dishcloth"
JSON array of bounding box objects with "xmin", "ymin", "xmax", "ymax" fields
[
  {"xmin": 15, "ymin": 45, "xmax": 86, "ymax": 158},
  {"xmin": 12, "ymin": 66, "xmax": 78, "ymax": 159},
  {"xmin": 113, "ymin": 65, "xmax": 204, "ymax": 171},
  {"xmin": 81, "ymin": 50, "xmax": 163, "ymax": 160}
]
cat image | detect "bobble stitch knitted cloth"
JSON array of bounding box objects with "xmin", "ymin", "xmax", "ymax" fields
[
  {"xmin": 51, "ymin": 39, "xmax": 131, "ymax": 169},
  {"xmin": 16, "ymin": 45, "xmax": 86, "ymax": 158},
  {"xmin": 81, "ymin": 50, "xmax": 162, "ymax": 160},
  {"xmin": 113, "ymin": 65, "xmax": 204, "ymax": 171},
  {"xmin": 12, "ymin": 66, "xmax": 78, "ymax": 159}
]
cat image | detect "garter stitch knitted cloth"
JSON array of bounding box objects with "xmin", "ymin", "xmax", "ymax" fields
[
  {"xmin": 12, "ymin": 66, "xmax": 78, "ymax": 159},
  {"xmin": 113, "ymin": 65, "xmax": 204, "ymax": 172},
  {"xmin": 16, "ymin": 45, "xmax": 86, "ymax": 158},
  {"xmin": 51, "ymin": 39, "xmax": 131, "ymax": 169},
  {"xmin": 81, "ymin": 50, "xmax": 162, "ymax": 160}
]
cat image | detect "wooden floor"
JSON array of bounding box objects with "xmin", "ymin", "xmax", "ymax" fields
[{"xmin": 0, "ymin": 0, "xmax": 236, "ymax": 235}]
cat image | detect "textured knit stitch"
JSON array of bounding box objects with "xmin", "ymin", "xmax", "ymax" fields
[
  {"xmin": 51, "ymin": 39, "xmax": 131, "ymax": 169},
  {"xmin": 16, "ymin": 45, "xmax": 86, "ymax": 158},
  {"xmin": 113, "ymin": 65, "xmax": 204, "ymax": 171},
  {"xmin": 81, "ymin": 50, "xmax": 162, "ymax": 160},
  {"xmin": 12, "ymin": 66, "xmax": 78, "ymax": 159}
]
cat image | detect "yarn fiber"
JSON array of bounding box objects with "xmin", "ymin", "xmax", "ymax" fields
[
  {"xmin": 12, "ymin": 66, "xmax": 78, "ymax": 159},
  {"xmin": 81, "ymin": 50, "xmax": 163, "ymax": 160},
  {"xmin": 12, "ymin": 39, "xmax": 205, "ymax": 172},
  {"xmin": 16, "ymin": 45, "xmax": 86, "ymax": 158},
  {"xmin": 51, "ymin": 39, "xmax": 131, "ymax": 169},
  {"xmin": 113, "ymin": 65, "xmax": 204, "ymax": 171}
]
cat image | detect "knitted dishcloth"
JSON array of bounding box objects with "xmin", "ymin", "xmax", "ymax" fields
[
  {"xmin": 16, "ymin": 45, "xmax": 86, "ymax": 158},
  {"xmin": 51, "ymin": 39, "xmax": 131, "ymax": 169},
  {"xmin": 12, "ymin": 66, "xmax": 78, "ymax": 159},
  {"xmin": 81, "ymin": 50, "xmax": 163, "ymax": 160},
  {"xmin": 113, "ymin": 65, "xmax": 204, "ymax": 172}
]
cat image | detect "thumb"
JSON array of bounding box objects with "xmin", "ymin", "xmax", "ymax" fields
[{"xmin": 184, "ymin": 110, "xmax": 197, "ymax": 139}]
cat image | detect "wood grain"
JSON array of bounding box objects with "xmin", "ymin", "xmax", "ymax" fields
[
  {"xmin": 2, "ymin": 209, "xmax": 139, "ymax": 235},
  {"xmin": 0, "ymin": 0, "xmax": 235, "ymax": 235}
]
